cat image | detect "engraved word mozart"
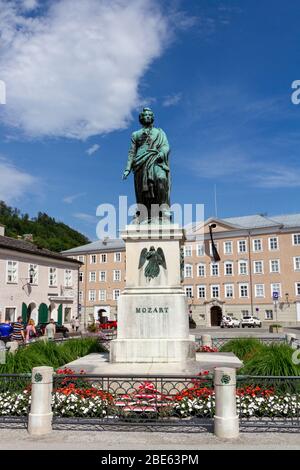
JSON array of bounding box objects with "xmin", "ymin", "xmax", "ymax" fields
[{"xmin": 136, "ymin": 307, "xmax": 169, "ymax": 314}]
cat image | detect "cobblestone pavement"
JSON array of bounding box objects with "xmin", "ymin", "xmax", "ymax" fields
[{"xmin": 0, "ymin": 428, "xmax": 299, "ymax": 450}]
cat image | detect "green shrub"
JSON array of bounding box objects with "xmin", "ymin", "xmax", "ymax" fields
[
  {"xmin": 0, "ymin": 338, "xmax": 106, "ymax": 374},
  {"xmin": 240, "ymin": 343, "xmax": 300, "ymax": 376},
  {"xmin": 220, "ymin": 338, "xmax": 263, "ymax": 361}
]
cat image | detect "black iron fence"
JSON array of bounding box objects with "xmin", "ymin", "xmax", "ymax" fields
[
  {"xmin": 196, "ymin": 336, "xmax": 286, "ymax": 350},
  {"xmin": 0, "ymin": 370, "xmax": 300, "ymax": 432},
  {"xmin": 52, "ymin": 373, "xmax": 214, "ymax": 430},
  {"xmin": 0, "ymin": 373, "xmax": 31, "ymax": 426},
  {"xmin": 236, "ymin": 375, "xmax": 300, "ymax": 430}
]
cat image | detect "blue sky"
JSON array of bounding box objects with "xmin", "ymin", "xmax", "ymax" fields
[{"xmin": 0, "ymin": 0, "xmax": 300, "ymax": 240}]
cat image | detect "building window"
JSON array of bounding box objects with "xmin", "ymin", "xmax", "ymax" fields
[
  {"xmin": 253, "ymin": 239, "xmax": 262, "ymax": 252},
  {"xmin": 293, "ymin": 234, "xmax": 300, "ymax": 246},
  {"xmin": 79, "ymin": 291, "xmax": 83, "ymax": 302},
  {"xmin": 239, "ymin": 260, "xmax": 248, "ymax": 275},
  {"xmin": 197, "ymin": 244, "xmax": 204, "ymax": 256},
  {"xmin": 99, "ymin": 289, "xmax": 106, "ymax": 301},
  {"xmin": 239, "ymin": 284, "xmax": 249, "ymax": 298},
  {"xmin": 225, "ymin": 284, "xmax": 234, "ymax": 298},
  {"xmin": 269, "ymin": 237, "xmax": 279, "ymax": 251},
  {"xmin": 224, "ymin": 262, "xmax": 233, "ymax": 276},
  {"xmin": 49, "ymin": 267, "xmax": 57, "ymax": 287},
  {"xmin": 78, "ymin": 255, "xmax": 84, "ymax": 263},
  {"xmin": 100, "ymin": 253, "xmax": 107, "ymax": 263},
  {"xmin": 294, "ymin": 257, "xmax": 300, "ymax": 271},
  {"xmin": 99, "ymin": 271, "xmax": 106, "ymax": 282},
  {"xmin": 265, "ymin": 310, "xmax": 273, "ymax": 320},
  {"xmin": 79, "ymin": 271, "xmax": 84, "ymax": 282},
  {"xmin": 241, "ymin": 310, "xmax": 249, "ymax": 318},
  {"xmin": 254, "ymin": 260, "xmax": 263, "ymax": 274},
  {"xmin": 64, "ymin": 307, "xmax": 72, "ymax": 323},
  {"xmin": 184, "ymin": 246, "xmax": 192, "ymax": 257},
  {"xmin": 88, "ymin": 290, "xmax": 96, "ymax": 301},
  {"xmin": 184, "ymin": 264, "xmax": 193, "ymax": 278},
  {"xmin": 64, "ymin": 269, "xmax": 73, "ymax": 287},
  {"xmin": 114, "ymin": 252, "xmax": 121, "ymax": 262},
  {"xmin": 29, "ymin": 264, "xmax": 38, "ymax": 285},
  {"xmin": 271, "ymin": 283, "xmax": 281, "ymax": 297},
  {"xmin": 296, "ymin": 283, "xmax": 300, "ymax": 296},
  {"xmin": 238, "ymin": 240, "xmax": 247, "ymax": 253},
  {"xmin": 197, "ymin": 263, "xmax": 206, "ymax": 277},
  {"xmin": 113, "ymin": 270, "xmax": 121, "ymax": 281},
  {"xmin": 197, "ymin": 285, "xmax": 206, "ymax": 299},
  {"xmin": 113, "ymin": 289, "xmax": 120, "ymax": 300},
  {"xmin": 185, "ymin": 286, "xmax": 193, "ymax": 298},
  {"xmin": 5, "ymin": 307, "xmax": 16, "ymax": 322},
  {"xmin": 210, "ymin": 263, "xmax": 219, "ymax": 276},
  {"xmin": 224, "ymin": 241, "xmax": 233, "ymax": 255},
  {"xmin": 90, "ymin": 255, "xmax": 97, "ymax": 264},
  {"xmin": 255, "ymin": 284, "xmax": 265, "ymax": 298},
  {"xmin": 211, "ymin": 285, "xmax": 220, "ymax": 299},
  {"xmin": 89, "ymin": 271, "xmax": 96, "ymax": 282},
  {"xmin": 270, "ymin": 259, "xmax": 280, "ymax": 273},
  {"xmin": 6, "ymin": 261, "xmax": 18, "ymax": 284}
]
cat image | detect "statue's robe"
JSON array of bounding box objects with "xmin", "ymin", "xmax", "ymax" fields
[{"xmin": 125, "ymin": 126, "xmax": 170, "ymax": 217}]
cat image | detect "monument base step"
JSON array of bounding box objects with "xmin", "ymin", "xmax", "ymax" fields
[
  {"xmin": 109, "ymin": 337, "xmax": 196, "ymax": 363},
  {"xmin": 65, "ymin": 352, "xmax": 243, "ymax": 375}
]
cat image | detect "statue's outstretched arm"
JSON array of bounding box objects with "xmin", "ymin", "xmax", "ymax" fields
[{"xmin": 123, "ymin": 134, "xmax": 137, "ymax": 179}]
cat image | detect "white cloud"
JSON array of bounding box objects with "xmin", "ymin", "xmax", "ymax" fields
[
  {"xmin": 86, "ymin": 144, "xmax": 100, "ymax": 156},
  {"xmin": 0, "ymin": 157, "xmax": 37, "ymax": 202},
  {"xmin": 21, "ymin": 0, "xmax": 39, "ymax": 10},
  {"xmin": 73, "ymin": 212, "xmax": 98, "ymax": 224},
  {"xmin": 0, "ymin": 0, "xmax": 169, "ymax": 139},
  {"xmin": 191, "ymin": 147, "xmax": 300, "ymax": 189},
  {"xmin": 162, "ymin": 93, "xmax": 182, "ymax": 107},
  {"xmin": 63, "ymin": 192, "xmax": 85, "ymax": 204}
]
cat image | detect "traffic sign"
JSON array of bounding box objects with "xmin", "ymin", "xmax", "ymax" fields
[{"xmin": 272, "ymin": 292, "xmax": 279, "ymax": 300}]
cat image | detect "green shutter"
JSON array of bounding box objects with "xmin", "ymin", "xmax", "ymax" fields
[
  {"xmin": 57, "ymin": 304, "xmax": 63, "ymax": 326},
  {"xmin": 22, "ymin": 303, "xmax": 27, "ymax": 323},
  {"xmin": 38, "ymin": 303, "xmax": 48, "ymax": 323}
]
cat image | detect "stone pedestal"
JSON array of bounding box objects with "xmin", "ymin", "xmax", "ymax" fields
[{"xmin": 110, "ymin": 223, "xmax": 196, "ymax": 363}]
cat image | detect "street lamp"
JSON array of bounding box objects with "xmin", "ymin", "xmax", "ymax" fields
[
  {"xmin": 28, "ymin": 267, "xmax": 35, "ymax": 284},
  {"xmin": 208, "ymin": 223, "xmax": 220, "ymax": 262},
  {"xmin": 285, "ymin": 292, "xmax": 290, "ymax": 307}
]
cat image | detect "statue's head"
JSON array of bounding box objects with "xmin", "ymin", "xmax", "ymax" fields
[
  {"xmin": 139, "ymin": 107, "xmax": 154, "ymax": 126},
  {"xmin": 149, "ymin": 246, "xmax": 155, "ymax": 251}
]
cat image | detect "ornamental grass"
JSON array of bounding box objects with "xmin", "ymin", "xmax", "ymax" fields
[
  {"xmin": 219, "ymin": 338, "xmax": 263, "ymax": 361},
  {"xmin": 0, "ymin": 338, "xmax": 106, "ymax": 374}
]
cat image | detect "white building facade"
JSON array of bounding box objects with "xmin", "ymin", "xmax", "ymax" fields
[{"xmin": 0, "ymin": 225, "xmax": 81, "ymax": 326}]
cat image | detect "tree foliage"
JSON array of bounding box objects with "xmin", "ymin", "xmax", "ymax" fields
[{"xmin": 0, "ymin": 201, "xmax": 89, "ymax": 252}]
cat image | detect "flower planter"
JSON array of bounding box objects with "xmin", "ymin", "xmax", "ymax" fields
[{"xmin": 269, "ymin": 325, "xmax": 283, "ymax": 333}]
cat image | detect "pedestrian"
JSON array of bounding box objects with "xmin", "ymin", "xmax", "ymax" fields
[
  {"xmin": 75, "ymin": 317, "xmax": 80, "ymax": 332},
  {"xmin": 11, "ymin": 316, "xmax": 25, "ymax": 343},
  {"xmin": 45, "ymin": 318, "xmax": 56, "ymax": 340},
  {"xmin": 25, "ymin": 319, "xmax": 37, "ymax": 343},
  {"xmin": 71, "ymin": 317, "xmax": 76, "ymax": 332}
]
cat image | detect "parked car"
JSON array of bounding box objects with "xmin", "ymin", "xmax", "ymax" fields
[
  {"xmin": 99, "ymin": 320, "xmax": 117, "ymax": 330},
  {"xmin": 241, "ymin": 316, "xmax": 262, "ymax": 328},
  {"xmin": 220, "ymin": 316, "xmax": 241, "ymax": 328},
  {"xmin": 36, "ymin": 322, "xmax": 69, "ymax": 338}
]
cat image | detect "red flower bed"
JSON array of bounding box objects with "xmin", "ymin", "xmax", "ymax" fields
[
  {"xmin": 236, "ymin": 385, "xmax": 274, "ymax": 398},
  {"xmin": 196, "ymin": 345, "xmax": 218, "ymax": 353}
]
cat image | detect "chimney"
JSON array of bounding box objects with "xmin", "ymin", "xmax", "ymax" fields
[
  {"xmin": 0, "ymin": 224, "xmax": 4, "ymax": 236},
  {"xmin": 102, "ymin": 236, "xmax": 109, "ymax": 245}
]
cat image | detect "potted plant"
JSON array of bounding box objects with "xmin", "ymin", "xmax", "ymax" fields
[{"xmin": 269, "ymin": 324, "xmax": 283, "ymax": 333}]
